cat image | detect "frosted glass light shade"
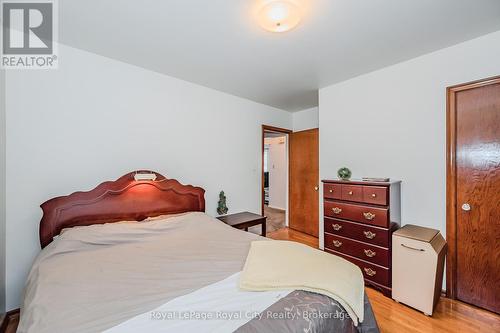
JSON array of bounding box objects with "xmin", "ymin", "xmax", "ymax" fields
[{"xmin": 257, "ymin": 1, "xmax": 302, "ymax": 33}]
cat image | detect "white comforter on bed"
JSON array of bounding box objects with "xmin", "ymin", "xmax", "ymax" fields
[{"xmin": 19, "ymin": 213, "xmax": 264, "ymax": 333}]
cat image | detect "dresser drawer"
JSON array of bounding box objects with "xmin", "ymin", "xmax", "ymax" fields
[
  {"xmin": 324, "ymin": 200, "xmax": 389, "ymax": 227},
  {"xmin": 324, "ymin": 233, "xmax": 389, "ymax": 267},
  {"xmin": 326, "ymin": 249, "xmax": 390, "ymax": 287},
  {"xmin": 362, "ymin": 186, "xmax": 388, "ymax": 206},
  {"xmin": 323, "ymin": 183, "xmax": 341, "ymax": 200},
  {"xmin": 324, "ymin": 217, "xmax": 390, "ymax": 247},
  {"xmin": 341, "ymin": 185, "xmax": 363, "ymax": 202}
]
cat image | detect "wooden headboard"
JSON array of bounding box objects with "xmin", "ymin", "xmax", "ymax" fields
[{"xmin": 39, "ymin": 171, "xmax": 205, "ymax": 248}]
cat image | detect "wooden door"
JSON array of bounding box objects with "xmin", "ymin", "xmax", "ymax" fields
[
  {"xmin": 447, "ymin": 76, "xmax": 500, "ymax": 313},
  {"xmin": 289, "ymin": 129, "xmax": 319, "ymax": 237}
]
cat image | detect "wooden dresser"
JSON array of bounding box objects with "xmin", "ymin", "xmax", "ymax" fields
[{"xmin": 322, "ymin": 179, "xmax": 401, "ymax": 296}]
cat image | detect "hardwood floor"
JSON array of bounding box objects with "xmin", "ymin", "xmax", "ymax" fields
[
  {"xmin": 367, "ymin": 288, "xmax": 500, "ymax": 333},
  {"xmin": 267, "ymin": 226, "xmax": 319, "ymax": 248},
  {"xmin": 268, "ymin": 227, "xmax": 500, "ymax": 333},
  {"xmin": 1, "ymin": 310, "xmax": 19, "ymax": 333}
]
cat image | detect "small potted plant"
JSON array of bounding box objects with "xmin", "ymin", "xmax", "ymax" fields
[
  {"xmin": 217, "ymin": 191, "xmax": 228, "ymax": 215},
  {"xmin": 337, "ymin": 167, "xmax": 352, "ymax": 181}
]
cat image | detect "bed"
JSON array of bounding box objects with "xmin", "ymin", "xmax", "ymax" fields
[{"xmin": 18, "ymin": 171, "xmax": 379, "ymax": 333}]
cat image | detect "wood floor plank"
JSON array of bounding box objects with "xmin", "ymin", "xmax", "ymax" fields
[
  {"xmin": 1, "ymin": 310, "xmax": 19, "ymax": 333},
  {"xmin": 267, "ymin": 227, "xmax": 319, "ymax": 248}
]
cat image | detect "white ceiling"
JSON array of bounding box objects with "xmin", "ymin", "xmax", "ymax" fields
[{"xmin": 59, "ymin": 0, "xmax": 500, "ymax": 111}]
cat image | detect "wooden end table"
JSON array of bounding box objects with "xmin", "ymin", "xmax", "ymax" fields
[{"xmin": 217, "ymin": 212, "xmax": 267, "ymax": 236}]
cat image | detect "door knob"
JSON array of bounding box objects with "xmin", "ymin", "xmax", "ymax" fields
[
  {"xmin": 461, "ymin": 203, "xmax": 471, "ymax": 211},
  {"xmin": 314, "ymin": 186, "xmax": 319, "ymax": 191}
]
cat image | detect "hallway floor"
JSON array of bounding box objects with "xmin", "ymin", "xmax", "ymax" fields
[{"xmin": 263, "ymin": 205, "xmax": 285, "ymax": 232}]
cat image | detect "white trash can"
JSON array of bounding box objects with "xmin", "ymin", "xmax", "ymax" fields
[{"xmin": 392, "ymin": 224, "xmax": 446, "ymax": 316}]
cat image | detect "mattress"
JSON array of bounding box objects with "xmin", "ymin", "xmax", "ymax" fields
[{"xmin": 18, "ymin": 212, "xmax": 379, "ymax": 333}]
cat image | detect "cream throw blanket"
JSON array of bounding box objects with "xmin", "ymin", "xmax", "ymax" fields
[{"xmin": 239, "ymin": 240, "xmax": 365, "ymax": 325}]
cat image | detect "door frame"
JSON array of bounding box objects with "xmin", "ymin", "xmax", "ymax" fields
[
  {"xmin": 445, "ymin": 75, "xmax": 500, "ymax": 299},
  {"xmin": 261, "ymin": 125, "xmax": 292, "ymax": 219}
]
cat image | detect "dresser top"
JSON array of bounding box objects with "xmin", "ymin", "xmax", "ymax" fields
[{"xmin": 322, "ymin": 179, "xmax": 401, "ymax": 186}]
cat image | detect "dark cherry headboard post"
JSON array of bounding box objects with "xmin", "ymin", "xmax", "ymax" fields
[{"xmin": 39, "ymin": 171, "xmax": 205, "ymax": 248}]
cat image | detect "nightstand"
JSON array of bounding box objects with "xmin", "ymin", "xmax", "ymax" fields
[{"xmin": 217, "ymin": 212, "xmax": 267, "ymax": 236}]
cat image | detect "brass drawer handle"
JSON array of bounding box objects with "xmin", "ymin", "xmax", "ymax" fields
[
  {"xmin": 332, "ymin": 223, "xmax": 342, "ymax": 231},
  {"xmin": 332, "ymin": 240, "xmax": 342, "ymax": 248},
  {"xmin": 363, "ymin": 212, "xmax": 376, "ymax": 220},
  {"xmin": 331, "ymin": 207, "xmax": 342, "ymax": 214},
  {"xmin": 329, "ymin": 189, "xmax": 333, "ymax": 193},
  {"xmin": 364, "ymin": 249, "xmax": 376, "ymax": 257},
  {"xmin": 363, "ymin": 231, "xmax": 376, "ymax": 239},
  {"xmin": 364, "ymin": 268, "xmax": 377, "ymax": 276},
  {"xmin": 371, "ymin": 193, "xmax": 377, "ymax": 198},
  {"xmin": 348, "ymin": 191, "xmax": 353, "ymax": 195}
]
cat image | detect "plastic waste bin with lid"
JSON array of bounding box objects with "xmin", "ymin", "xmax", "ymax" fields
[{"xmin": 392, "ymin": 224, "xmax": 447, "ymax": 316}]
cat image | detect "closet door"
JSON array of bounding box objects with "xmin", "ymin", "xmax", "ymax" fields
[
  {"xmin": 447, "ymin": 76, "xmax": 500, "ymax": 313},
  {"xmin": 289, "ymin": 128, "xmax": 319, "ymax": 237}
]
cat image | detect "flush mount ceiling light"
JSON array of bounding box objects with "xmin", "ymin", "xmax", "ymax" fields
[{"xmin": 257, "ymin": 0, "xmax": 302, "ymax": 33}]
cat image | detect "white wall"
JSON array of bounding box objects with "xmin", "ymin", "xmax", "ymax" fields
[
  {"xmin": 4, "ymin": 44, "xmax": 292, "ymax": 309},
  {"xmin": 265, "ymin": 136, "xmax": 287, "ymax": 210},
  {"xmin": 292, "ymin": 107, "xmax": 318, "ymax": 132},
  {"xmin": 319, "ymin": 30, "xmax": 500, "ymax": 249},
  {"xmin": 0, "ymin": 69, "xmax": 6, "ymax": 313}
]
